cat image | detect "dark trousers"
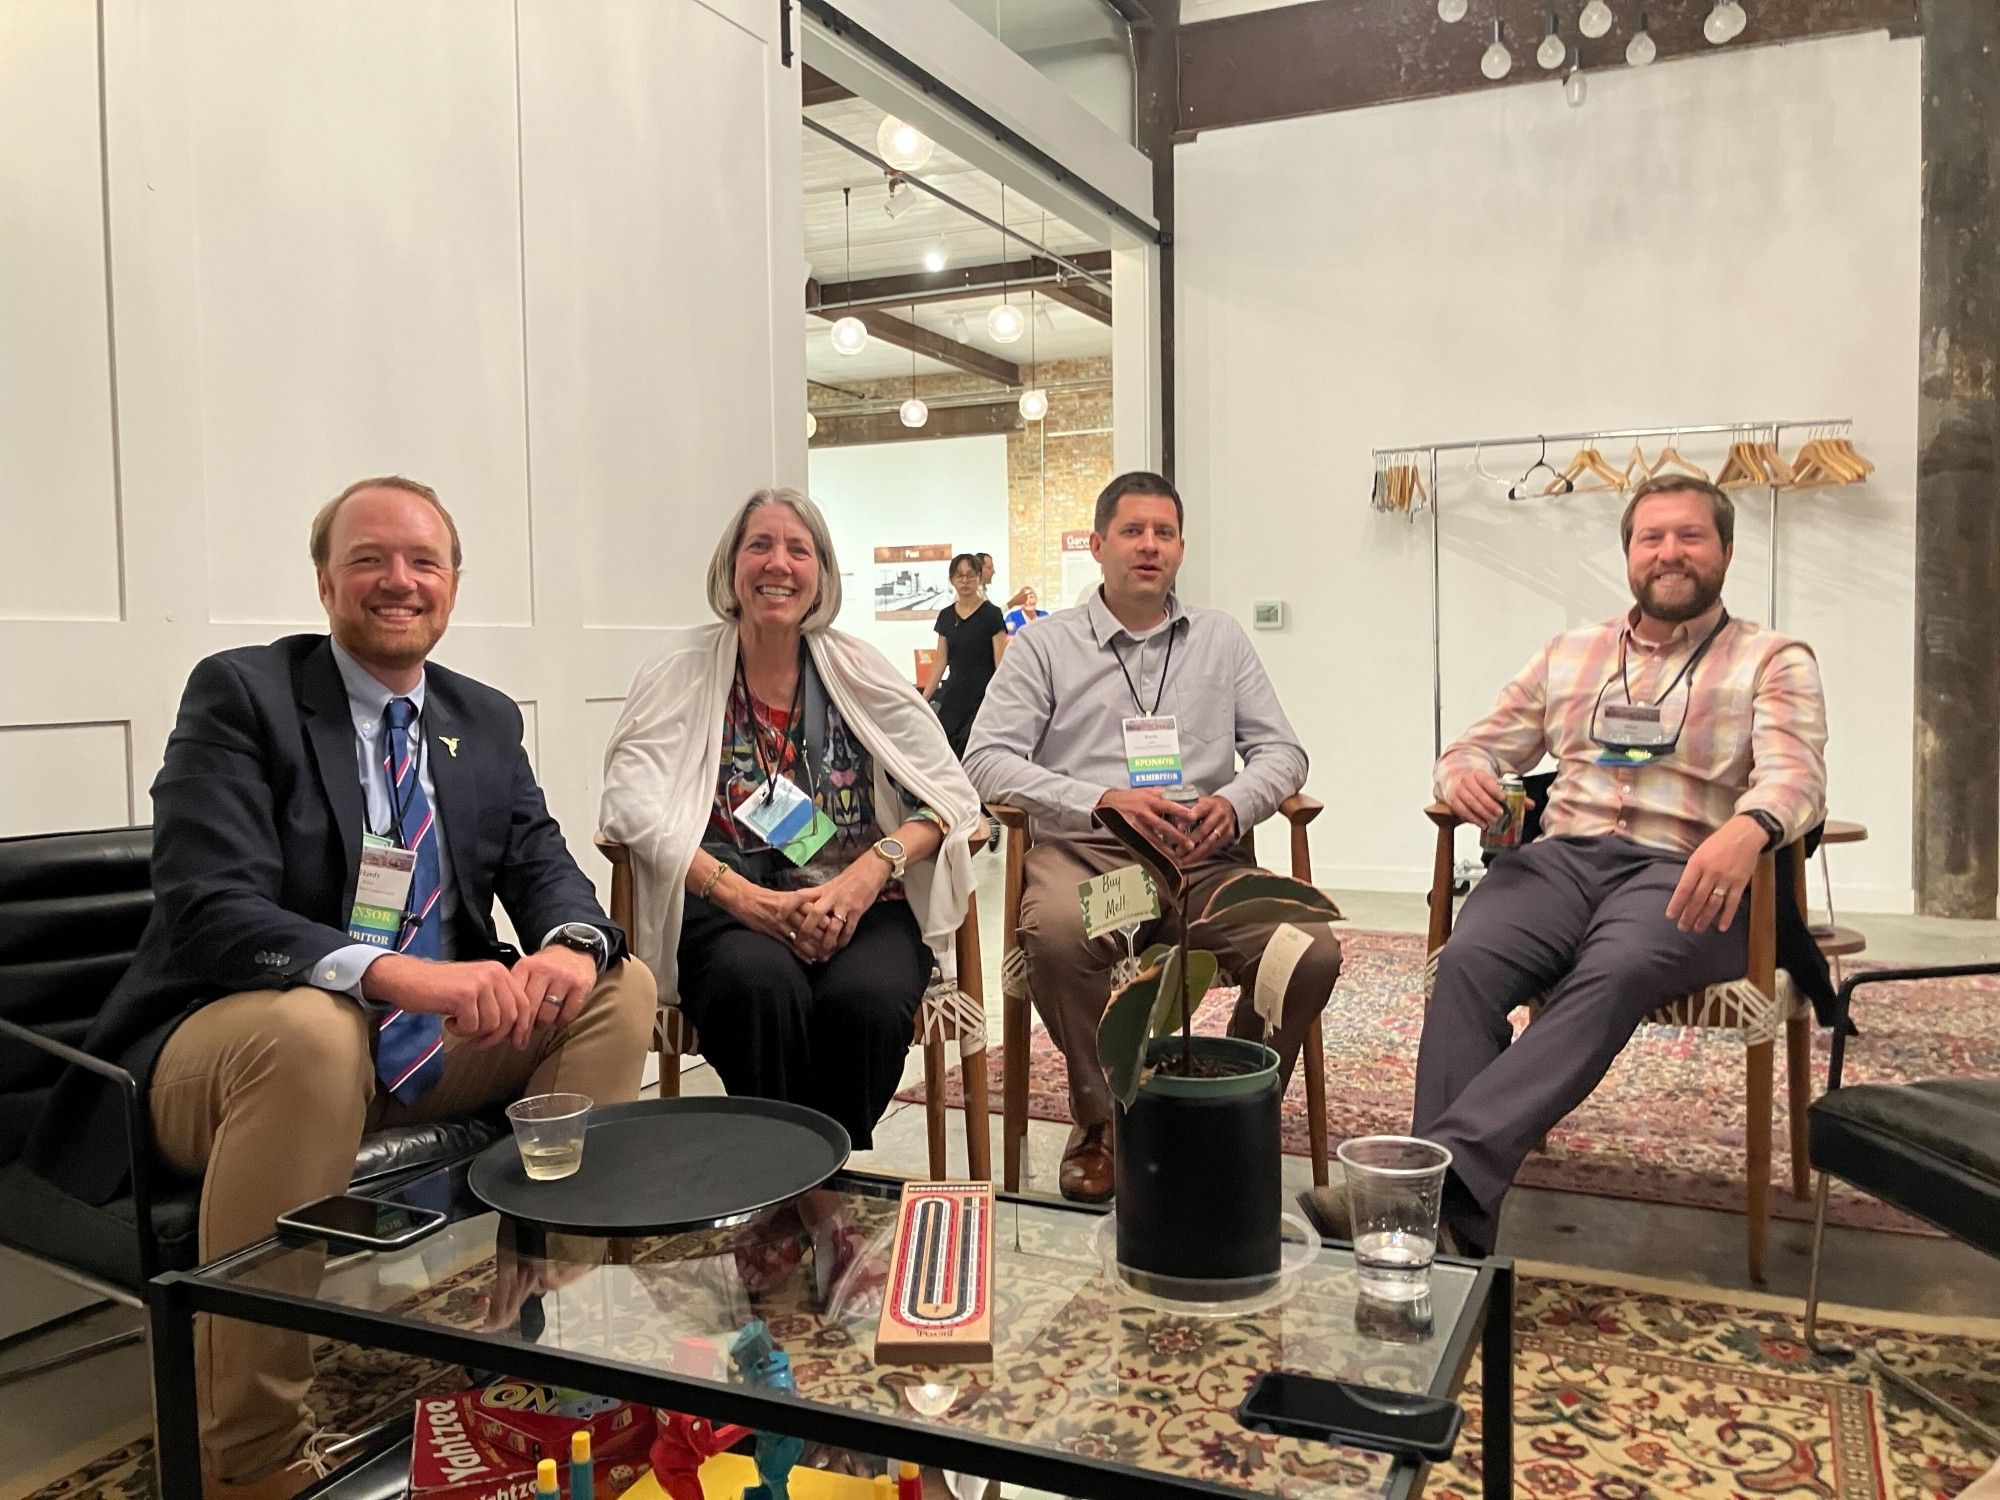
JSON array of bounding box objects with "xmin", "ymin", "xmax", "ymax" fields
[
  {"xmin": 1412, "ymin": 834, "xmax": 1748, "ymax": 1253},
  {"xmin": 678, "ymin": 895, "xmax": 929, "ymax": 1149}
]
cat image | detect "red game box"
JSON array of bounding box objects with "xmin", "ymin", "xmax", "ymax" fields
[{"xmin": 408, "ymin": 1389, "xmax": 652, "ymax": 1500}]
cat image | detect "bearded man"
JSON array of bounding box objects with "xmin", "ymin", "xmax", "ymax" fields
[{"xmin": 1410, "ymin": 474, "xmax": 1827, "ymax": 1256}]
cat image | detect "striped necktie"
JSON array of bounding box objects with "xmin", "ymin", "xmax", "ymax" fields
[{"xmin": 375, "ymin": 696, "xmax": 446, "ymax": 1102}]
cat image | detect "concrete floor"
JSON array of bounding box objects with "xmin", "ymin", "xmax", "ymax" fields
[{"xmin": 4, "ymin": 855, "xmax": 1996, "ymax": 1491}]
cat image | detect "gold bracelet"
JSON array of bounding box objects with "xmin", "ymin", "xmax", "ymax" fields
[{"xmin": 697, "ymin": 862, "xmax": 727, "ymax": 901}]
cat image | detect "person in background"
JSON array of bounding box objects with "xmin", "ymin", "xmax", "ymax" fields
[
  {"xmin": 964, "ymin": 471, "xmax": 1342, "ymax": 1202},
  {"xmin": 1415, "ymin": 474, "xmax": 1826, "ymax": 1257},
  {"xmin": 979, "ymin": 549, "xmax": 1032, "ymax": 612},
  {"xmin": 1004, "ymin": 587, "xmax": 1049, "ymax": 635},
  {"xmin": 600, "ymin": 489, "xmax": 980, "ymax": 1149},
  {"xmin": 922, "ymin": 553, "xmax": 1009, "ymax": 760}
]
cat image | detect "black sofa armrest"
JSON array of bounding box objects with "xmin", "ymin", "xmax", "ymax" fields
[
  {"xmin": 1827, "ymin": 961, "xmax": 2000, "ymax": 1093},
  {"xmin": 0, "ymin": 1014, "xmax": 163, "ymax": 1280}
]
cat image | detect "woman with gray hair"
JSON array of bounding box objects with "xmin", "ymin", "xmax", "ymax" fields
[{"xmin": 600, "ymin": 488, "xmax": 980, "ymax": 1145}]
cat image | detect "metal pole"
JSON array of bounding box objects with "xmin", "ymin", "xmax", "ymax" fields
[
  {"xmin": 1430, "ymin": 445, "xmax": 1444, "ymax": 760},
  {"xmin": 1372, "ymin": 418, "xmax": 1848, "ymax": 461}
]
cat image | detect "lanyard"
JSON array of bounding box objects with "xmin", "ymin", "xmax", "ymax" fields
[
  {"xmin": 1618, "ymin": 609, "xmax": 1730, "ymax": 707},
  {"xmin": 1109, "ymin": 619, "xmax": 1177, "ymax": 716},
  {"xmin": 380, "ymin": 708, "xmax": 421, "ymax": 845},
  {"xmin": 734, "ymin": 648, "xmax": 811, "ymax": 804}
]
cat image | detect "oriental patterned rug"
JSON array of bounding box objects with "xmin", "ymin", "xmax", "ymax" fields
[
  {"xmin": 899, "ymin": 928, "xmax": 1998, "ymax": 1234},
  {"xmin": 24, "ymin": 1250, "xmax": 2000, "ymax": 1500}
]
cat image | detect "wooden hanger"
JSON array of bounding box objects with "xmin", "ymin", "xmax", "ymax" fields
[
  {"xmin": 1645, "ymin": 430, "xmax": 1710, "ymax": 482},
  {"xmin": 1717, "ymin": 431, "xmax": 1767, "ymax": 490},
  {"xmin": 1548, "ymin": 440, "xmax": 1630, "ymax": 494}
]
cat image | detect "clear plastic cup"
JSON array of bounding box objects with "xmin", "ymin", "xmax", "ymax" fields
[
  {"xmin": 1336, "ymin": 1135, "xmax": 1453, "ymax": 1302},
  {"xmin": 506, "ymin": 1093, "xmax": 593, "ymax": 1181}
]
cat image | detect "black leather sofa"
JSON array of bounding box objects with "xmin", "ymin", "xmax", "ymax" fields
[
  {"xmin": 0, "ymin": 826, "xmax": 503, "ymax": 1376},
  {"xmin": 1802, "ymin": 961, "xmax": 2000, "ymax": 1447}
]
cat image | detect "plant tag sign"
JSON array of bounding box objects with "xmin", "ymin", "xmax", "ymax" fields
[
  {"xmin": 1253, "ymin": 923, "xmax": 1314, "ymax": 1037},
  {"xmin": 1078, "ymin": 864, "xmax": 1160, "ymax": 941}
]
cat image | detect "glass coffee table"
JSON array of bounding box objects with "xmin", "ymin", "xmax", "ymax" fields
[{"xmin": 150, "ymin": 1168, "xmax": 1511, "ymax": 1499}]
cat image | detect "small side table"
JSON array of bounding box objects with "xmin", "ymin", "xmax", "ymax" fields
[{"xmin": 1813, "ymin": 820, "xmax": 1869, "ymax": 981}]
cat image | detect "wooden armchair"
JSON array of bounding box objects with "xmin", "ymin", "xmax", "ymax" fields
[
  {"xmin": 596, "ymin": 839, "xmax": 991, "ymax": 1181},
  {"xmin": 1424, "ymin": 803, "xmax": 1815, "ymax": 1281},
  {"xmin": 991, "ymin": 794, "xmax": 1333, "ymax": 1194}
]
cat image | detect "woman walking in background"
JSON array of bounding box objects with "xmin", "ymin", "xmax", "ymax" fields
[{"xmin": 922, "ymin": 552, "xmax": 1008, "ymax": 759}]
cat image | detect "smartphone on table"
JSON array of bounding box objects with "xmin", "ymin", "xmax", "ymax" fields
[
  {"xmin": 274, "ymin": 1193, "xmax": 447, "ymax": 1251},
  {"xmin": 1236, "ymin": 1370, "xmax": 1464, "ymax": 1462}
]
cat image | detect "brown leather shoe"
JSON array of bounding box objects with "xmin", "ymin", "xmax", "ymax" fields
[{"xmin": 1059, "ymin": 1123, "xmax": 1115, "ymax": 1203}]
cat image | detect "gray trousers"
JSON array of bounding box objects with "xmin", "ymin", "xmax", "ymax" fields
[{"xmin": 1412, "ymin": 835, "xmax": 1748, "ymax": 1252}]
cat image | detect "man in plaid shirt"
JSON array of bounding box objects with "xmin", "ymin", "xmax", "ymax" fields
[{"xmin": 1416, "ymin": 474, "xmax": 1827, "ymax": 1256}]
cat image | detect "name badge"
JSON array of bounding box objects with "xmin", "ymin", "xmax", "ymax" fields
[
  {"xmin": 1122, "ymin": 715, "xmax": 1186, "ymax": 793},
  {"xmin": 348, "ymin": 835, "xmax": 415, "ymax": 949},
  {"xmin": 734, "ymin": 774, "xmax": 836, "ymax": 867},
  {"xmin": 1602, "ymin": 703, "xmax": 1671, "ymax": 745}
]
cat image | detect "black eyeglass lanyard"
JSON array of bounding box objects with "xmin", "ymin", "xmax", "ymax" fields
[
  {"xmin": 1109, "ymin": 619, "xmax": 1179, "ymax": 716},
  {"xmin": 380, "ymin": 703, "xmax": 422, "ymax": 845},
  {"xmin": 1589, "ymin": 610, "xmax": 1731, "ymax": 751},
  {"xmin": 733, "ymin": 647, "xmax": 813, "ymax": 805}
]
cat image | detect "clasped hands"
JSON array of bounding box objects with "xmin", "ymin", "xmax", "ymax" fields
[
  {"xmin": 362, "ymin": 943, "xmax": 599, "ymax": 1050},
  {"xmin": 720, "ymin": 856, "xmax": 889, "ymax": 962},
  {"xmin": 1095, "ymin": 788, "xmax": 1238, "ymax": 868}
]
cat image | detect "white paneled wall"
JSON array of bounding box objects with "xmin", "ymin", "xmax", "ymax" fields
[{"xmin": 0, "ymin": 0, "xmax": 806, "ymax": 910}]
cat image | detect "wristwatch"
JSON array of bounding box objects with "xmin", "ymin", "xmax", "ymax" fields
[
  {"xmin": 871, "ymin": 836, "xmax": 908, "ymax": 879},
  {"xmin": 1745, "ymin": 810, "xmax": 1784, "ymax": 851},
  {"xmin": 547, "ymin": 921, "xmax": 607, "ymax": 969}
]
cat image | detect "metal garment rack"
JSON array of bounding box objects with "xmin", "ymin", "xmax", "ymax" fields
[{"xmin": 1371, "ymin": 419, "xmax": 1854, "ymax": 756}]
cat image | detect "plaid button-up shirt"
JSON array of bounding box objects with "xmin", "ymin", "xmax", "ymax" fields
[{"xmin": 1434, "ymin": 602, "xmax": 1827, "ymax": 856}]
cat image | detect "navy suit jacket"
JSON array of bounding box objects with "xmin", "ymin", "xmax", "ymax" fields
[{"xmin": 28, "ymin": 634, "xmax": 626, "ymax": 1204}]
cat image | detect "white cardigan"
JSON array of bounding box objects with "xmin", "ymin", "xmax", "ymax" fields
[{"xmin": 600, "ymin": 622, "xmax": 983, "ymax": 1033}]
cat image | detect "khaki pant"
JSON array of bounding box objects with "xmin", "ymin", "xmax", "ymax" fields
[
  {"xmin": 1017, "ymin": 832, "xmax": 1342, "ymax": 1130},
  {"xmin": 149, "ymin": 959, "xmax": 655, "ymax": 1483},
  {"xmin": 1965, "ymin": 1459, "xmax": 2000, "ymax": 1499}
]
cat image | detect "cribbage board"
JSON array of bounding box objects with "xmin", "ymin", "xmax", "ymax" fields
[{"xmin": 872, "ymin": 1180, "xmax": 994, "ymax": 1365}]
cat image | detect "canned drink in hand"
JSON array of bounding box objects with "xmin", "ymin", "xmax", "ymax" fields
[{"xmin": 1481, "ymin": 773, "xmax": 1527, "ymax": 851}]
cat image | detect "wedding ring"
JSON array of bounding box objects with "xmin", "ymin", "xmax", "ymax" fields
[{"xmin": 786, "ymin": 928, "xmax": 799, "ymax": 942}]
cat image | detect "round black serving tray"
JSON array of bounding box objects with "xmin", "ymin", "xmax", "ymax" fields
[{"xmin": 467, "ymin": 1096, "xmax": 850, "ymax": 1235}]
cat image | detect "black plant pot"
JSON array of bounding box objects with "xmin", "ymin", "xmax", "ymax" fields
[{"xmin": 1113, "ymin": 1035, "xmax": 1282, "ymax": 1298}]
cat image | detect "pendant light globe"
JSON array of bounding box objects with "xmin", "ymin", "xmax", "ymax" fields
[
  {"xmin": 806, "ymin": 410, "xmax": 817, "ymax": 439},
  {"xmin": 1018, "ymin": 388, "xmax": 1049, "ymax": 422},
  {"xmin": 1578, "ymin": 0, "xmax": 1613, "ymax": 38},
  {"xmin": 1626, "ymin": 14, "xmax": 1657, "ymax": 64},
  {"xmin": 1703, "ymin": 0, "xmax": 1747, "ymax": 42},
  {"xmin": 1437, "ymin": 0, "xmax": 1468, "ymax": 21},
  {"xmin": 987, "ymin": 302, "xmax": 1027, "ymax": 343},
  {"xmin": 1537, "ymin": 24, "xmax": 1567, "ymax": 69},
  {"xmin": 876, "ymin": 117, "xmax": 934, "ymax": 171},
  {"xmin": 1480, "ymin": 21, "xmax": 1513, "ymax": 79},
  {"xmin": 829, "ymin": 316, "xmax": 868, "ymax": 356},
  {"xmin": 898, "ymin": 397, "xmax": 929, "ymax": 429}
]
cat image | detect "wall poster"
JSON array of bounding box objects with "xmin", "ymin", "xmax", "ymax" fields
[{"xmin": 874, "ymin": 544, "xmax": 955, "ymax": 621}]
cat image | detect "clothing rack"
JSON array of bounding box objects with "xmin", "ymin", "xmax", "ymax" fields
[{"xmin": 1369, "ymin": 419, "xmax": 1855, "ymax": 757}]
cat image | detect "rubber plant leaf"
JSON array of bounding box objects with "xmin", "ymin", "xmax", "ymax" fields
[
  {"xmin": 1092, "ymin": 805, "xmax": 1186, "ymax": 908},
  {"xmin": 1097, "ymin": 961, "xmax": 1164, "ymax": 1109},
  {"xmin": 1149, "ymin": 947, "xmax": 1218, "ymax": 1038},
  {"xmin": 1188, "ymin": 872, "xmax": 1343, "ymax": 945}
]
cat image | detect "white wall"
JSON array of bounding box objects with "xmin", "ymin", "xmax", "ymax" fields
[
  {"xmin": 1177, "ymin": 32, "xmax": 1921, "ymax": 910},
  {"xmin": 809, "ymin": 435, "xmax": 1012, "ymax": 680},
  {"xmin": 0, "ymin": 0, "xmax": 804, "ymax": 914}
]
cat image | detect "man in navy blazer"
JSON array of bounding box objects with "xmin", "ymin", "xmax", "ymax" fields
[{"xmin": 30, "ymin": 476, "xmax": 654, "ymax": 1497}]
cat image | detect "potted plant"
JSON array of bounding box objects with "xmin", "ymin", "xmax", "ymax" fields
[{"xmin": 1092, "ymin": 807, "xmax": 1342, "ymax": 1297}]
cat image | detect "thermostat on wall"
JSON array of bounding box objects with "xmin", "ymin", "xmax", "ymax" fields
[{"xmin": 1252, "ymin": 601, "xmax": 1285, "ymax": 631}]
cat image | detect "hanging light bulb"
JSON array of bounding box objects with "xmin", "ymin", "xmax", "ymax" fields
[
  {"xmin": 876, "ymin": 117, "xmax": 933, "ymax": 171},
  {"xmin": 1437, "ymin": 0, "xmax": 1468, "ymax": 21},
  {"xmin": 829, "ymin": 316, "xmax": 868, "ymax": 355},
  {"xmin": 899, "ymin": 397, "xmax": 929, "ymax": 428},
  {"xmin": 1019, "ymin": 290, "xmax": 1046, "ymax": 422},
  {"xmin": 1578, "ymin": 0, "xmax": 1613, "ymax": 38},
  {"xmin": 806, "ymin": 410, "xmax": 817, "ymax": 439},
  {"xmin": 1703, "ymin": 0, "xmax": 1747, "ymax": 43},
  {"xmin": 1565, "ymin": 57, "xmax": 1588, "ymax": 107},
  {"xmin": 1480, "ymin": 20, "xmax": 1513, "ymax": 80},
  {"xmin": 829, "ymin": 188, "xmax": 867, "ymax": 356},
  {"xmin": 922, "ymin": 245, "xmax": 948, "ymax": 273},
  {"xmin": 1626, "ymin": 11, "xmax": 1657, "ymax": 65},
  {"xmin": 1537, "ymin": 11, "xmax": 1567, "ymax": 70},
  {"xmin": 987, "ymin": 302, "xmax": 1026, "ymax": 343},
  {"xmin": 1018, "ymin": 388, "xmax": 1048, "ymax": 422}
]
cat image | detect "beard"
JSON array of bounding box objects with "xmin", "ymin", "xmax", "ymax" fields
[{"xmin": 1635, "ymin": 566, "xmax": 1724, "ymax": 622}]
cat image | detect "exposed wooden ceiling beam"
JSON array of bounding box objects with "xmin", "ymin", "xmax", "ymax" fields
[
  {"xmin": 810, "ymin": 306, "xmax": 1023, "ymax": 386},
  {"xmin": 801, "ymin": 63, "xmax": 855, "ymax": 109},
  {"xmin": 1176, "ymin": 0, "xmax": 1918, "ymax": 135},
  {"xmin": 811, "ymin": 400, "xmax": 1025, "ymax": 447},
  {"xmin": 1037, "ymin": 277, "xmax": 1113, "ymax": 326},
  {"xmin": 809, "ymin": 251, "xmax": 1113, "ymax": 314}
]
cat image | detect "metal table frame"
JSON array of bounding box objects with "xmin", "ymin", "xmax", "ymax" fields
[{"xmin": 149, "ymin": 1171, "xmax": 1514, "ymax": 1500}]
